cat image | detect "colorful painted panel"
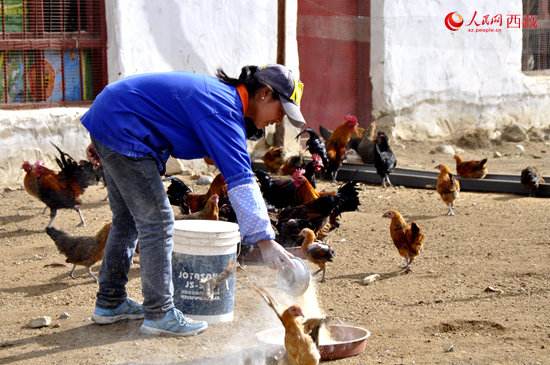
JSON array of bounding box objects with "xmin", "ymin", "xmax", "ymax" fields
[
  {"xmin": 81, "ymin": 50, "xmax": 94, "ymax": 101},
  {"xmin": 42, "ymin": 49, "xmax": 82, "ymax": 102},
  {"xmin": 63, "ymin": 49, "xmax": 82, "ymax": 101},
  {"xmin": 0, "ymin": 49, "xmax": 92, "ymax": 103},
  {"xmin": 0, "ymin": 51, "xmax": 26, "ymax": 103},
  {"xmin": 4, "ymin": 0, "xmax": 24, "ymax": 33}
]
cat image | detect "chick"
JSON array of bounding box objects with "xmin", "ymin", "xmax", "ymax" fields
[
  {"xmin": 299, "ymin": 228, "xmax": 335, "ymax": 282},
  {"xmin": 435, "ymin": 163, "xmax": 460, "ymax": 216},
  {"xmin": 254, "ymin": 285, "xmax": 322, "ymax": 365}
]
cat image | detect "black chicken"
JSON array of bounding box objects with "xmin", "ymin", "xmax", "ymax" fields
[
  {"xmin": 295, "ymin": 128, "xmax": 329, "ymax": 172},
  {"xmin": 275, "ymin": 181, "xmax": 360, "ymax": 246},
  {"xmin": 254, "ymin": 169, "xmax": 301, "ymax": 210},
  {"xmin": 166, "ymin": 176, "xmax": 193, "ymax": 214},
  {"xmin": 374, "ymin": 131, "xmax": 397, "ymax": 187}
]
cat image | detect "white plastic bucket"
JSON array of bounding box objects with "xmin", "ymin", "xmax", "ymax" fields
[{"xmin": 172, "ymin": 219, "xmax": 240, "ymax": 323}]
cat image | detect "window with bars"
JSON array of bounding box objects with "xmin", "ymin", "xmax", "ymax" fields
[
  {"xmin": 522, "ymin": 0, "xmax": 550, "ymax": 71},
  {"xmin": 0, "ymin": 0, "xmax": 107, "ymax": 108}
]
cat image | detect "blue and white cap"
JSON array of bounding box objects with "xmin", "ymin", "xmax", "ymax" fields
[{"xmin": 254, "ymin": 64, "xmax": 306, "ymax": 128}]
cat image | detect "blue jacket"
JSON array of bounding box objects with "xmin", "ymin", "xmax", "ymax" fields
[
  {"xmin": 81, "ymin": 72, "xmax": 275, "ymax": 245},
  {"xmin": 81, "ymin": 72, "xmax": 253, "ymax": 189}
]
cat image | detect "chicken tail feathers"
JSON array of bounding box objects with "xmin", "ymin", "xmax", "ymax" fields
[
  {"xmin": 51, "ymin": 142, "xmax": 97, "ymax": 190},
  {"xmin": 45, "ymin": 226, "xmax": 75, "ymax": 257},
  {"xmin": 252, "ymin": 285, "xmax": 283, "ymax": 321},
  {"xmin": 295, "ymin": 128, "xmax": 316, "ymax": 140},
  {"xmin": 335, "ymin": 181, "xmax": 360, "ymax": 213},
  {"xmin": 410, "ymin": 222, "xmax": 421, "ymax": 240},
  {"xmin": 479, "ymin": 158, "xmax": 488, "ymax": 168},
  {"xmin": 51, "ymin": 142, "xmax": 78, "ymax": 172},
  {"xmin": 46, "ymin": 226, "xmax": 67, "ymax": 241}
]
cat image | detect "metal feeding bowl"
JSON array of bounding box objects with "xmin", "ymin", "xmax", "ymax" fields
[{"xmin": 256, "ymin": 324, "xmax": 371, "ymax": 361}]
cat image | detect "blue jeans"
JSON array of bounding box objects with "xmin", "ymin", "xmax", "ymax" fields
[{"xmin": 93, "ymin": 139, "xmax": 174, "ymax": 320}]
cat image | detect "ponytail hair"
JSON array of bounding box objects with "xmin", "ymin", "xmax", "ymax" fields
[{"xmin": 216, "ymin": 65, "xmax": 265, "ymax": 96}]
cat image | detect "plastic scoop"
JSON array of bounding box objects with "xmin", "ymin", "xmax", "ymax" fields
[{"xmin": 276, "ymin": 257, "xmax": 310, "ymax": 296}]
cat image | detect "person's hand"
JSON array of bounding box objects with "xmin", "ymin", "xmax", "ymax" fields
[
  {"xmin": 86, "ymin": 143, "xmax": 101, "ymax": 168},
  {"xmin": 257, "ymin": 239, "xmax": 296, "ymax": 270}
]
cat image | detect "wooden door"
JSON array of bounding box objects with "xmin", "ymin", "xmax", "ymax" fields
[{"xmin": 297, "ymin": 1, "xmax": 372, "ymax": 131}]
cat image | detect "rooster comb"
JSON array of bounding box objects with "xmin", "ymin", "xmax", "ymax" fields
[{"xmin": 344, "ymin": 114, "xmax": 358, "ymax": 125}]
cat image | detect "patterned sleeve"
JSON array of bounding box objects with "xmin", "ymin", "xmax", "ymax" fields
[{"xmin": 228, "ymin": 182, "xmax": 276, "ymax": 245}]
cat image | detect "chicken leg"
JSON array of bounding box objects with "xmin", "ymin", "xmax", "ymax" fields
[
  {"xmin": 382, "ymin": 175, "xmax": 394, "ymax": 188},
  {"xmin": 313, "ymin": 267, "xmax": 327, "ymax": 283},
  {"xmin": 69, "ymin": 264, "xmax": 77, "ymax": 279},
  {"xmin": 69, "ymin": 264, "xmax": 99, "ymax": 283},
  {"xmin": 403, "ymin": 257, "xmax": 414, "ymax": 273},
  {"xmin": 447, "ymin": 203, "xmax": 455, "ymax": 216},
  {"xmin": 74, "ymin": 206, "xmax": 86, "ymax": 227},
  {"xmin": 87, "ymin": 267, "xmax": 99, "ymax": 283},
  {"xmin": 47, "ymin": 208, "xmax": 58, "ymax": 228}
]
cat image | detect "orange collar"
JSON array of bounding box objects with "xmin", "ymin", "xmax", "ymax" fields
[{"xmin": 236, "ymin": 84, "xmax": 249, "ymax": 114}]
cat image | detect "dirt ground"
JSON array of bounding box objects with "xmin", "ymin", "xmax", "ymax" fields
[{"xmin": 1, "ymin": 140, "xmax": 549, "ymax": 365}]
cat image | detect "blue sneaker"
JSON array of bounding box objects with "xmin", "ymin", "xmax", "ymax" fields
[
  {"xmin": 140, "ymin": 308, "xmax": 208, "ymax": 336},
  {"xmin": 92, "ymin": 298, "xmax": 144, "ymax": 324}
]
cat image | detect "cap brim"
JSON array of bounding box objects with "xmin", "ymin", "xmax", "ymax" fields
[{"xmin": 281, "ymin": 99, "xmax": 306, "ymax": 128}]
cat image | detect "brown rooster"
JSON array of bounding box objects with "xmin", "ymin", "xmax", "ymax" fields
[
  {"xmin": 292, "ymin": 169, "xmax": 320, "ymax": 205},
  {"xmin": 435, "ymin": 163, "xmax": 460, "ymax": 216},
  {"xmin": 22, "ymin": 144, "xmax": 98, "ymax": 227},
  {"xmin": 22, "ymin": 161, "xmax": 50, "ymax": 214},
  {"xmin": 325, "ymin": 114, "xmax": 359, "ymax": 181},
  {"xmin": 45, "ymin": 223, "xmax": 111, "ymax": 282},
  {"xmin": 300, "ymin": 228, "xmax": 335, "ymax": 282},
  {"xmin": 177, "ymin": 194, "xmax": 220, "ymax": 220},
  {"xmin": 254, "ymin": 285, "xmax": 323, "ymax": 365},
  {"xmin": 454, "ymin": 154, "xmax": 488, "ymax": 179},
  {"xmin": 382, "ymin": 210, "xmax": 425, "ymax": 271}
]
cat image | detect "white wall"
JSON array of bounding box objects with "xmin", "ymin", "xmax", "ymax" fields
[
  {"xmin": 105, "ymin": 0, "xmax": 300, "ymax": 80},
  {"xmin": 371, "ymin": 0, "xmax": 550, "ymax": 140},
  {"xmin": 1, "ymin": 0, "xmax": 300, "ymax": 188}
]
